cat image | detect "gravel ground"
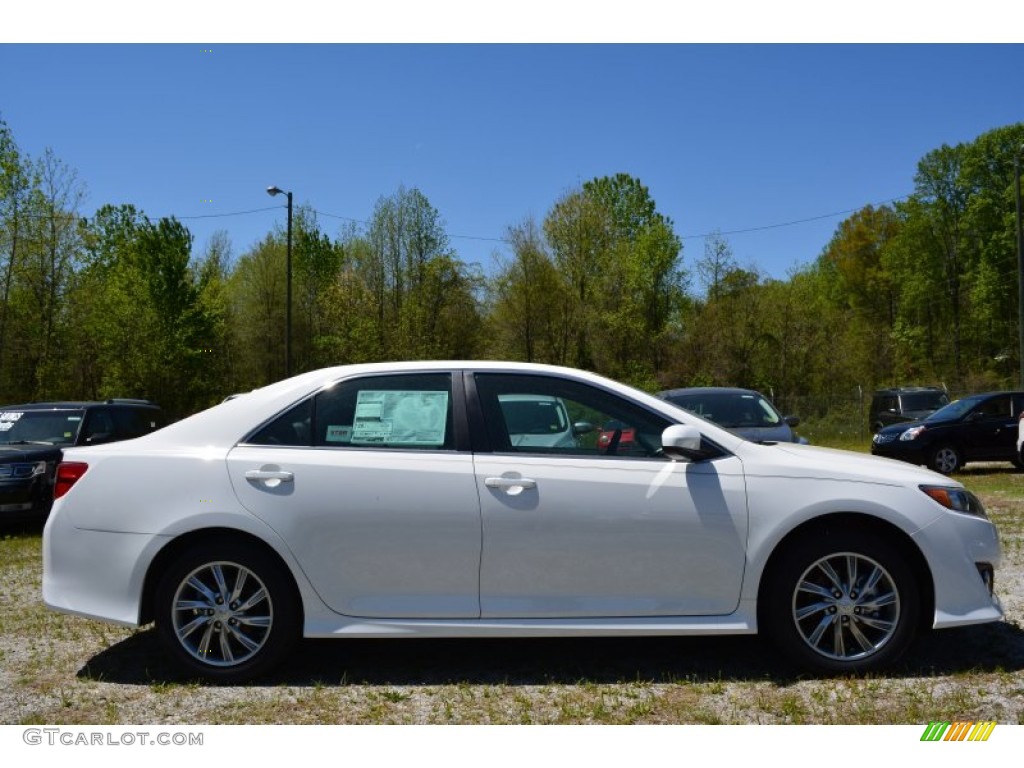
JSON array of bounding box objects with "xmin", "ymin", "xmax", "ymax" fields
[{"xmin": 2, "ymin": 468, "xmax": 1022, "ymax": 725}]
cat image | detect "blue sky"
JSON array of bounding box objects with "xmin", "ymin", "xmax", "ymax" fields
[{"xmin": 2, "ymin": 42, "xmax": 1022, "ymax": 281}]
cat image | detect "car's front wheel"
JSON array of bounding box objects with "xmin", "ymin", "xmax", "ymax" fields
[
  {"xmin": 155, "ymin": 539, "xmax": 301, "ymax": 683},
  {"xmin": 928, "ymin": 444, "xmax": 962, "ymax": 475},
  {"xmin": 763, "ymin": 531, "xmax": 920, "ymax": 673}
]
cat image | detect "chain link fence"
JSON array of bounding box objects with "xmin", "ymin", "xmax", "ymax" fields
[{"xmin": 771, "ymin": 388, "xmax": 969, "ymax": 449}]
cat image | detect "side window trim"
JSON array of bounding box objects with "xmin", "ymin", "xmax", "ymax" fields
[
  {"xmin": 241, "ymin": 370, "xmax": 470, "ymax": 452},
  {"xmin": 469, "ymin": 372, "xmax": 675, "ymax": 460}
]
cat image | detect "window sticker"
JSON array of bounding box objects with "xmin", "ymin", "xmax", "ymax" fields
[
  {"xmin": 0, "ymin": 422, "xmax": 12, "ymax": 432},
  {"xmin": 0, "ymin": 412, "xmax": 24, "ymax": 422},
  {"xmin": 352, "ymin": 390, "xmax": 448, "ymax": 446},
  {"xmin": 325, "ymin": 425, "xmax": 352, "ymax": 443}
]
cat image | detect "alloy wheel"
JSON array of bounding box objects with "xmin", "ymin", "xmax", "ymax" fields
[
  {"xmin": 170, "ymin": 561, "xmax": 273, "ymax": 668},
  {"xmin": 791, "ymin": 552, "xmax": 900, "ymax": 662}
]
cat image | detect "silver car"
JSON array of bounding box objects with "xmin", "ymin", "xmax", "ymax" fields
[{"xmin": 659, "ymin": 387, "xmax": 806, "ymax": 444}]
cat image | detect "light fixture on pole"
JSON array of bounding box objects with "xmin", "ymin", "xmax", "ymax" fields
[{"xmin": 266, "ymin": 185, "xmax": 293, "ymax": 378}]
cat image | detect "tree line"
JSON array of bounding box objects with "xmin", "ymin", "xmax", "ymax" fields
[{"xmin": 2, "ymin": 117, "xmax": 1023, "ymax": 421}]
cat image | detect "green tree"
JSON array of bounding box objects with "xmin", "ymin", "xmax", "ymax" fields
[
  {"xmin": 363, "ymin": 186, "xmax": 481, "ymax": 359},
  {"xmin": 486, "ymin": 217, "xmax": 568, "ymax": 363},
  {"xmin": 542, "ymin": 174, "xmax": 685, "ymax": 384},
  {"xmin": 16, "ymin": 148, "xmax": 86, "ymax": 399},
  {"xmin": 228, "ymin": 232, "xmax": 288, "ymax": 387},
  {"xmin": 0, "ymin": 118, "xmax": 31, "ymax": 400}
]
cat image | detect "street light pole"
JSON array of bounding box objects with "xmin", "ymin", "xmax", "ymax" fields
[
  {"xmin": 1016, "ymin": 150, "xmax": 1024, "ymax": 389},
  {"xmin": 266, "ymin": 185, "xmax": 293, "ymax": 378}
]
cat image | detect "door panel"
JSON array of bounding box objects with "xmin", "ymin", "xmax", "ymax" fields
[
  {"xmin": 475, "ymin": 454, "xmax": 748, "ymax": 617},
  {"xmin": 228, "ymin": 446, "xmax": 482, "ymax": 618},
  {"xmin": 470, "ymin": 372, "xmax": 748, "ymax": 619},
  {"xmin": 226, "ymin": 371, "xmax": 482, "ymax": 619}
]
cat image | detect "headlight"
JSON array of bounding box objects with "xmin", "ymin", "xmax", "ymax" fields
[
  {"xmin": 0, "ymin": 461, "xmax": 47, "ymax": 479},
  {"xmin": 920, "ymin": 485, "xmax": 987, "ymax": 518},
  {"xmin": 900, "ymin": 425, "xmax": 926, "ymax": 441}
]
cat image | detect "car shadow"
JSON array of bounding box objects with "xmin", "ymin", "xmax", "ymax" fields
[{"xmin": 78, "ymin": 620, "xmax": 1024, "ymax": 687}]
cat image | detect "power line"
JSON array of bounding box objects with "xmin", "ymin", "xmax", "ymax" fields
[
  {"xmin": 4, "ymin": 192, "xmax": 914, "ymax": 247},
  {"xmin": 311, "ymin": 208, "xmax": 512, "ymax": 244},
  {"xmin": 171, "ymin": 206, "xmax": 281, "ymax": 221},
  {"xmin": 680, "ymin": 196, "xmax": 912, "ymax": 240}
]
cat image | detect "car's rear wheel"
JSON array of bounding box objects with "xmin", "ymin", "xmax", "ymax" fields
[
  {"xmin": 928, "ymin": 444, "xmax": 962, "ymax": 475},
  {"xmin": 763, "ymin": 532, "xmax": 920, "ymax": 673},
  {"xmin": 155, "ymin": 540, "xmax": 300, "ymax": 683}
]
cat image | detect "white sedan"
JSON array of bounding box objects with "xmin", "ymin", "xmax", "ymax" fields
[{"xmin": 43, "ymin": 362, "xmax": 1003, "ymax": 682}]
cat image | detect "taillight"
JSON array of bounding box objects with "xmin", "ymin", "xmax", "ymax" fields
[{"xmin": 54, "ymin": 462, "xmax": 88, "ymax": 499}]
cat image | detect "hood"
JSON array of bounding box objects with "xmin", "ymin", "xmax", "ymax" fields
[
  {"xmin": 0, "ymin": 443, "xmax": 63, "ymax": 463},
  {"xmin": 878, "ymin": 419, "xmax": 925, "ymax": 436},
  {"xmin": 739, "ymin": 441, "xmax": 954, "ymax": 487},
  {"xmin": 732, "ymin": 424, "xmax": 797, "ymax": 444},
  {"xmin": 880, "ymin": 416, "xmax": 961, "ymax": 435}
]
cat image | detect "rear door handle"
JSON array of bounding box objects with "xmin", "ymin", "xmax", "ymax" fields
[
  {"xmin": 245, "ymin": 469, "xmax": 294, "ymax": 482},
  {"xmin": 484, "ymin": 476, "xmax": 536, "ymax": 495}
]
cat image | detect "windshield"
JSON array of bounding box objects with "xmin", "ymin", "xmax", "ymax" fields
[
  {"xmin": 924, "ymin": 396, "xmax": 984, "ymax": 423},
  {"xmin": 664, "ymin": 392, "xmax": 782, "ymax": 429},
  {"xmin": 0, "ymin": 409, "xmax": 84, "ymax": 445},
  {"xmin": 901, "ymin": 391, "xmax": 949, "ymax": 411}
]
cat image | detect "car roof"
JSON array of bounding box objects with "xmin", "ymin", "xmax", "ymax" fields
[
  {"xmin": 955, "ymin": 391, "xmax": 1024, "ymax": 400},
  {"xmin": 97, "ymin": 361, "xmax": 747, "ymax": 452},
  {"xmin": 873, "ymin": 386, "xmax": 944, "ymax": 394},
  {"xmin": 0, "ymin": 400, "xmax": 159, "ymax": 410},
  {"xmin": 659, "ymin": 387, "xmax": 762, "ymax": 398}
]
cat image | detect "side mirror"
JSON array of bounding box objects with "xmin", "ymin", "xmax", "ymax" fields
[
  {"xmin": 661, "ymin": 425, "xmax": 707, "ymax": 462},
  {"xmin": 572, "ymin": 421, "xmax": 596, "ymax": 436},
  {"xmin": 784, "ymin": 415, "xmax": 800, "ymax": 428}
]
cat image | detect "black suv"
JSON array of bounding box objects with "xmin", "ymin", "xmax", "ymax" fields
[
  {"xmin": 869, "ymin": 386, "xmax": 949, "ymax": 433},
  {"xmin": 0, "ymin": 400, "xmax": 164, "ymax": 520},
  {"xmin": 870, "ymin": 391, "xmax": 1024, "ymax": 474}
]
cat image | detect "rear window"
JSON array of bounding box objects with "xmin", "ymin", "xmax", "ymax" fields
[{"xmin": 901, "ymin": 391, "xmax": 948, "ymax": 411}]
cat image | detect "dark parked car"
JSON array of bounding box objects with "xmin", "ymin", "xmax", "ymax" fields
[
  {"xmin": 658, "ymin": 387, "xmax": 806, "ymax": 444},
  {"xmin": 871, "ymin": 391, "xmax": 1024, "ymax": 474},
  {"xmin": 0, "ymin": 399, "xmax": 164, "ymax": 520},
  {"xmin": 869, "ymin": 386, "xmax": 949, "ymax": 433}
]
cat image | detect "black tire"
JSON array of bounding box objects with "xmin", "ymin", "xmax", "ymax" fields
[
  {"xmin": 762, "ymin": 530, "xmax": 921, "ymax": 674},
  {"xmin": 155, "ymin": 539, "xmax": 301, "ymax": 683},
  {"xmin": 928, "ymin": 444, "xmax": 962, "ymax": 475}
]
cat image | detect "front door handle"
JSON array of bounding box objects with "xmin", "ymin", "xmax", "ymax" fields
[
  {"xmin": 245, "ymin": 468, "xmax": 294, "ymax": 487},
  {"xmin": 484, "ymin": 476, "xmax": 537, "ymax": 496}
]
